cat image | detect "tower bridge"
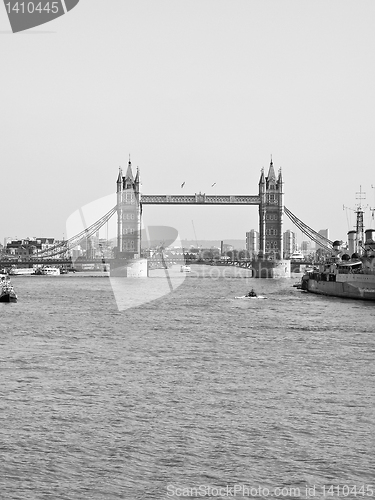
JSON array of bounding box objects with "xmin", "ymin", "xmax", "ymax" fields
[
  {"xmin": 26, "ymin": 158, "xmax": 333, "ymax": 270},
  {"xmin": 116, "ymin": 158, "xmax": 284, "ymax": 261}
]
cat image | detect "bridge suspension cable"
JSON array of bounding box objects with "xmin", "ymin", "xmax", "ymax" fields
[
  {"xmin": 37, "ymin": 206, "xmax": 117, "ymax": 258},
  {"xmin": 284, "ymin": 206, "xmax": 333, "ymax": 252},
  {"xmin": 35, "ymin": 203, "xmax": 333, "ymax": 258}
]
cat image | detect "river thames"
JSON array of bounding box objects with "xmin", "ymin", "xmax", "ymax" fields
[{"xmin": 1, "ymin": 267, "xmax": 374, "ymax": 499}]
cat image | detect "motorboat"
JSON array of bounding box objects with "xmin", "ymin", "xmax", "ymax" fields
[{"xmin": 0, "ymin": 277, "xmax": 17, "ymax": 302}]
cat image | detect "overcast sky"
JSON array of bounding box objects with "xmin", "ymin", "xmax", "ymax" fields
[{"xmin": 1, "ymin": 0, "xmax": 375, "ymax": 247}]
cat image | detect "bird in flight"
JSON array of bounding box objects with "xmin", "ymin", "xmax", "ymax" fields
[
  {"xmin": 181, "ymin": 182, "xmax": 185, "ymax": 188},
  {"xmin": 211, "ymin": 183, "xmax": 216, "ymax": 187}
]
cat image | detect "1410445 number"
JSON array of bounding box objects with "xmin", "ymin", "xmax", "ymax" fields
[{"xmin": 5, "ymin": 2, "xmax": 61, "ymax": 14}]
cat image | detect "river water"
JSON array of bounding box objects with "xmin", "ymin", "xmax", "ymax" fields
[{"xmin": 1, "ymin": 267, "xmax": 374, "ymax": 500}]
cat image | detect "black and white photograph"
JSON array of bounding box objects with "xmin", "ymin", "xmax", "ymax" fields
[{"xmin": 1, "ymin": 1, "xmax": 374, "ymax": 499}]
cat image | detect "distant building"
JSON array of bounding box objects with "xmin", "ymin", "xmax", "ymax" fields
[
  {"xmin": 3, "ymin": 237, "xmax": 12, "ymax": 248},
  {"xmin": 246, "ymin": 230, "xmax": 259, "ymax": 257},
  {"xmin": 300, "ymin": 240, "xmax": 312, "ymax": 256},
  {"xmin": 5, "ymin": 238, "xmax": 58, "ymax": 258},
  {"xmin": 6, "ymin": 239, "xmax": 34, "ymax": 257},
  {"xmin": 283, "ymin": 230, "xmax": 295, "ymax": 258},
  {"xmin": 70, "ymin": 246, "xmax": 83, "ymax": 261},
  {"xmin": 316, "ymin": 229, "xmax": 330, "ymax": 248},
  {"xmin": 86, "ymin": 238, "xmax": 96, "ymax": 260},
  {"xmin": 98, "ymin": 239, "xmax": 114, "ymax": 259},
  {"xmin": 222, "ymin": 243, "xmax": 234, "ymax": 254},
  {"xmin": 35, "ymin": 238, "xmax": 55, "ymax": 252}
]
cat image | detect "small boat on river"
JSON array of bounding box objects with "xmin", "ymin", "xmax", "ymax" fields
[
  {"xmin": 235, "ymin": 295, "xmax": 267, "ymax": 300},
  {"xmin": 0, "ymin": 277, "xmax": 17, "ymax": 302},
  {"xmin": 235, "ymin": 289, "xmax": 267, "ymax": 299}
]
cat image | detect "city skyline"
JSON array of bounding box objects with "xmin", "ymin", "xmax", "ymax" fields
[
  {"xmin": 1, "ymin": 228, "xmax": 331, "ymax": 256},
  {"xmin": 1, "ymin": 1, "xmax": 375, "ymax": 244}
]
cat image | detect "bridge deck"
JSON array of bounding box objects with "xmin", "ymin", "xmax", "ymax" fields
[{"xmin": 141, "ymin": 194, "xmax": 261, "ymax": 205}]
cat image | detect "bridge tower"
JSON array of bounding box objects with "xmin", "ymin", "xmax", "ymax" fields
[
  {"xmin": 116, "ymin": 159, "xmax": 141, "ymax": 258},
  {"xmin": 258, "ymin": 159, "xmax": 284, "ymax": 259}
]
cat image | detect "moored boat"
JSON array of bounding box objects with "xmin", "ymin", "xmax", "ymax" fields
[
  {"xmin": 8, "ymin": 267, "xmax": 34, "ymax": 276},
  {"xmin": 35, "ymin": 266, "xmax": 61, "ymax": 275},
  {"xmin": 0, "ymin": 277, "xmax": 17, "ymax": 302},
  {"xmin": 301, "ymin": 218, "xmax": 375, "ymax": 301},
  {"xmin": 290, "ymin": 250, "xmax": 304, "ymax": 260}
]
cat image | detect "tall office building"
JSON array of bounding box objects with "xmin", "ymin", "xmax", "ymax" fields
[
  {"xmin": 283, "ymin": 230, "xmax": 295, "ymax": 258},
  {"xmin": 300, "ymin": 240, "xmax": 312, "ymax": 256},
  {"xmin": 246, "ymin": 230, "xmax": 259, "ymax": 257},
  {"xmin": 316, "ymin": 229, "xmax": 330, "ymax": 249}
]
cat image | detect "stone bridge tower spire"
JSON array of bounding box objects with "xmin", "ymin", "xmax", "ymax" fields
[
  {"xmin": 258, "ymin": 158, "xmax": 284, "ymax": 259},
  {"xmin": 116, "ymin": 158, "xmax": 141, "ymax": 258}
]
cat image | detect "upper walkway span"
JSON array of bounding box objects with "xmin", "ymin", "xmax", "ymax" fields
[{"xmin": 141, "ymin": 194, "xmax": 261, "ymax": 205}]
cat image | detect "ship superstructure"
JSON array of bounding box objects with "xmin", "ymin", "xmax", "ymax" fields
[{"xmin": 301, "ymin": 193, "xmax": 375, "ymax": 301}]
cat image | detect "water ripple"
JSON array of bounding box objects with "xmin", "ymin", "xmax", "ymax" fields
[{"xmin": 0, "ymin": 275, "xmax": 374, "ymax": 499}]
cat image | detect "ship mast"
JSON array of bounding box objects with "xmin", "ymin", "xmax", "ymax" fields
[
  {"xmin": 371, "ymin": 184, "xmax": 375, "ymax": 226},
  {"xmin": 355, "ymin": 186, "xmax": 366, "ymax": 255}
]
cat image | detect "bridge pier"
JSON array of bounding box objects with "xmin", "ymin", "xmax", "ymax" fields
[
  {"xmin": 251, "ymin": 258, "xmax": 290, "ymax": 278},
  {"xmin": 110, "ymin": 258, "xmax": 149, "ymax": 277}
]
